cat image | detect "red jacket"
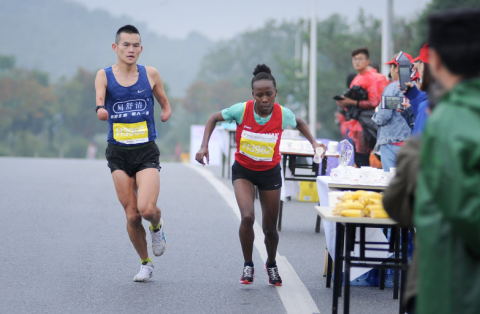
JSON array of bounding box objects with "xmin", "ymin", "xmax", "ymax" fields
[{"xmin": 350, "ymin": 70, "xmax": 382, "ymax": 110}]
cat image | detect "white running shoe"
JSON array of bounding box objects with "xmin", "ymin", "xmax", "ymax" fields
[
  {"xmin": 133, "ymin": 262, "xmax": 154, "ymax": 282},
  {"xmin": 150, "ymin": 219, "xmax": 167, "ymax": 256}
]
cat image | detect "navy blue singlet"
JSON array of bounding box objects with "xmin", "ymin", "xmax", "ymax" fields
[{"xmin": 104, "ymin": 64, "xmax": 157, "ymax": 146}]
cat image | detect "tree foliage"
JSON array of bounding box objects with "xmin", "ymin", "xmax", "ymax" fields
[
  {"xmin": 411, "ymin": 0, "xmax": 480, "ymax": 52},
  {"xmin": 4, "ymin": 0, "xmax": 469, "ymax": 159}
]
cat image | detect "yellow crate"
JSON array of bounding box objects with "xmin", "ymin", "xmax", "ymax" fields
[{"xmin": 296, "ymin": 181, "xmax": 319, "ymax": 203}]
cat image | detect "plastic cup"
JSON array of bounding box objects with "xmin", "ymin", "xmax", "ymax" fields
[{"xmin": 313, "ymin": 147, "xmax": 324, "ymax": 163}]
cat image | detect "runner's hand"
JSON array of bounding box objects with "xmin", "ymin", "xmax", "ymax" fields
[
  {"xmin": 195, "ymin": 147, "xmax": 209, "ymax": 166},
  {"xmin": 313, "ymin": 142, "xmax": 327, "ymax": 159},
  {"xmin": 161, "ymin": 106, "xmax": 172, "ymax": 122},
  {"xmin": 97, "ymin": 108, "xmax": 108, "ymax": 121}
]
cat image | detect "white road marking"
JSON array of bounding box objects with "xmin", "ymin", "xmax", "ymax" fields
[{"xmin": 187, "ymin": 164, "xmax": 320, "ymax": 314}]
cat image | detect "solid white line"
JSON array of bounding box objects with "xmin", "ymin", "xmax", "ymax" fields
[{"xmin": 187, "ymin": 164, "xmax": 320, "ymax": 314}]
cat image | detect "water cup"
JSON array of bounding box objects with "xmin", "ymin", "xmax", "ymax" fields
[
  {"xmin": 328, "ymin": 141, "xmax": 339, "ymax": 154},
  {"xmin": 343, "ymin": 166, "xmax": 354, "ymax": 181},
  {"xmin": 303, "ymin": 141, "xmax": 314, "ymax": 153},
  {"xmin": 313, "ymin": 147, "xmax": 324, "ymax": 163},
  {"xmin": 330, "ymin": 167, "xmax": 344, "ymax": 181},
  {"xmin": 379, "ymin": 171, "xmax": 393, "ymax": 185},
  {"xmin": 359, "ymin": 168, "xmax": 374, "ymax": 183},
  {"xmin": 350, "ymin": 168, "xmax": 361, "ymax": 181},
  {"xmin": 292, "ymin": 141, "xmax": 303, "ymax": 152},
  {"xmin": 373, "ymin": 169, "xmax": 384, "ymax": 182}
]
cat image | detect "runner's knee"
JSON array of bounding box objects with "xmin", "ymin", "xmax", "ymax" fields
[
  {"xmin": 138, "ymin": 203, "xmax": 158, "ymax": 221},
  {"xmin": 241, "ymin": 215, "xmax": 255, "ymax": 227},
  {"xmin": 126, "ymin": 211, "xmax": 142, "ymax": 227},
  {"xmin": 263, "ymin": 223, "xmax": 278, "ymax": 239}
]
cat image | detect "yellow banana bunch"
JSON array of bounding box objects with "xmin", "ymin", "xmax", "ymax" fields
[{"xmin": 332, "ymin": 190, "xmax": 387, "ymax": 218}]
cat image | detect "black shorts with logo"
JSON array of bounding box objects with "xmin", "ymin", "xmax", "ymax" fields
[
  {"xmin": 231, "ymin": 161, "xmax": 282, "ymax": 191},
  {"xmin": 105, "ymin": 141, "xmax": 161, "ymax": 177}
]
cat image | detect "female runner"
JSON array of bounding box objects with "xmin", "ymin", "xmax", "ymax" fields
[{"xmin": 195, "ymin": 64, "xmax": 325, "ymax": 286}]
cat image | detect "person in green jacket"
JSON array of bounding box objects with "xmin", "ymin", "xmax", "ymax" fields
[{"xmin": 415, "ymin": 9, "xmax": 480, "ymax": 314}]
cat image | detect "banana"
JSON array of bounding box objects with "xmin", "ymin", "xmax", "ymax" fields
[
  {"xmin": 341, "ymin": 210, "xmax": 365, "ymax": 217},
  {"xmin": 370, "ymin": 210, "xmax": 389, "ymax": 218},
  {"xmin": 338, "ymin": 202, "xmax": 365, "ymax": 210},
  {"xmin": 358, "ymin": 197, "xmax": 381, "ymax": 206},
  {"xmin": 365, "ymin": 192, "xmax": 383, "ymax": 199}
]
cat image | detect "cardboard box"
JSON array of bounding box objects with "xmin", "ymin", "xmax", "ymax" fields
[{"xmin": 297, "ymin": 181, "xmax": 319, "ymax": 202}]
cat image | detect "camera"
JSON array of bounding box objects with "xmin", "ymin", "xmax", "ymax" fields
[
  {"xmin": 381, "ymin": 96, "xmax": 406, "ymax": 110},
  {"xmin": 343, "ymin": 85, "xmax": 368, "ymax": 101},
  {"xmin": 396, "ymin": 51, "xmax": 412, "ymax": 91}
]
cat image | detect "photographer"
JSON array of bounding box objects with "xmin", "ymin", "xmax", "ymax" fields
[
  {"xmin": 336, "ymin": 47, "xmax": 381, "ymax": 167},
  {"xmin": 372, "ymin": 52, "xmax": 415, "ymax": 172}
]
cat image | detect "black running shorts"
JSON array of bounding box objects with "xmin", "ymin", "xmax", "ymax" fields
[
  {"xmin": 231, "ymin": 161, "xmax": 282, "ymax": 191},
  {"xmin": 105, "ymin": 141, "xmax": 161, "ymax": 177}
]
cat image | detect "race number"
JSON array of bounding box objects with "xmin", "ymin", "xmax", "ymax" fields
[
  {"xmin": 239, "ymin": 130, "xmax": 278, "ymax": 161},
  {"xmin": 113, "ymin": 121, "xmax": 149, "ymax": 144}
]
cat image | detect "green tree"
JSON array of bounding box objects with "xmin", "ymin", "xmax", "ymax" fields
[
  {"xmin": 0, "ymin": 55, "xmax": 15, "ymax": 71},
  {"xmin": 0, "ymin": 56, "xmax": 57, "ymax": 156},
  {"xmin": 411, "ymin": 0, "xmax": 480, "ymax": 52}
]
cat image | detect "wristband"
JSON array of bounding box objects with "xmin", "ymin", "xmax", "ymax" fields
[{"xmin": 96, "ymin": 105, "xmax": 105, "ymax": 113}]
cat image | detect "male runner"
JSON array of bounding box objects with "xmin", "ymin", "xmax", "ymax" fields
[{"xmin": 95, "ymin": 25, "xmax": 172, "ymax": 282}]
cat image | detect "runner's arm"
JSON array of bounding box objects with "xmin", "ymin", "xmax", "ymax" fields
[
  {"xmin": 147, "ymin": 66, "xmax": 172, "ymax": 122},
  {"xmin": 94, "ymin": 70, "xmax": 108, "ymax": 121},
  {"xmin": 295, "ymin": 117, "xmax": 326, "ymax": 157},
  {"xmin": 195, "ymin": 112, "xmax": 225, "ymax": 165}
]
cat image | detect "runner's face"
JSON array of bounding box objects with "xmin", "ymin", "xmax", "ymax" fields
[
  {"xmin": 113, "ymin": 33, "xmax": 142, "ymax": 65},
  {"xmin": 252, "ymin": 80, "xmax": 277, "ymax": 116}
]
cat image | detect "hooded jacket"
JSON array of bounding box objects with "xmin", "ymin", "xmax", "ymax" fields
[{"xmin": 414, "ymin": 77, "xmax": 480, "ymax": 314}]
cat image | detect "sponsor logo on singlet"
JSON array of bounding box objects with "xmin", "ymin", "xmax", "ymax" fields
[
  {"xmin": 239, "ymin": 130, "xmax": 279, "ymax": 161},
  {"xmin": 113, "ymin": 99, "xmax": 147, "ymax": 114}
]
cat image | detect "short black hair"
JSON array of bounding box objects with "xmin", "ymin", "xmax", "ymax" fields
[
  {"xmin": 251, "ymin": 64, "xmax": 276, "ymax": 89},
  {"xmin": 351, "ymin": 47, "xmax": 369, "ymax": 59},
  {"xmin": 116, "ymin": 25, "xmax": 141, "ymax": 44},
  {"xmin": 428, "ymin": 9, "xmax": 480, "ymax": 78}
]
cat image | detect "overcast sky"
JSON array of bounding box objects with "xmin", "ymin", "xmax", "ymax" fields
[{"xmin": 68, "ymin": 0, "xmax": 432, "ymax": 41}]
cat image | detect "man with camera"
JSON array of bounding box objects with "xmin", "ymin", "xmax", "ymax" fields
[
  {"xmin": 336, "ymin": 47, "xmax": 381, "ymax": 167},
  {"xmin": 371, "ymin": 52, "xmax": 415, "ymax": 172}
]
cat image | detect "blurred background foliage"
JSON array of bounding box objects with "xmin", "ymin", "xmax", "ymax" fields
[{"xmin": 1, "ymin": 0, "xmax": 478, "ymax": 159}]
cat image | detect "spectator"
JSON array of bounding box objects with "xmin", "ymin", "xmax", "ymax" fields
[
  {"xmin": 368, "ymin": 62, "xmax": 390, "ymax": 96},
  {"xmin": 415, "ymin": 9, "xmax": 480, "ymax": 314},
  {"xmin": 335, "ymin": 73, "xmax": 357, "ymax": 139},
  {"xmin": 336, "ymin": 47, "xmax": 381, "ymax": 167},
  {"xmin": 402, "ymin": 43, "xmax": 435, "ymax": 136},
  {"xmin": 372, "ymin": 52, "xmax": 415, "ymax": 172}
]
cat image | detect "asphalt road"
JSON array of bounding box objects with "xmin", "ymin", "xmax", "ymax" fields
[{"xmin": 0, "ymin": 157, "xmax": 400, "ymax": 314}]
